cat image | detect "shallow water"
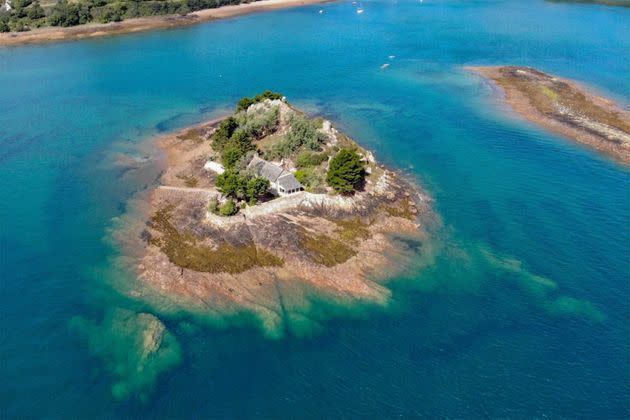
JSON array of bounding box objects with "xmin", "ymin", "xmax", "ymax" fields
[{"xmin": 1, "ymin": 0, "xmax": 629, "ymax": 417}]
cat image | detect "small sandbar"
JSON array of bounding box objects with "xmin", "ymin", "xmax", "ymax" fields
[{"xmin": 468, "ymin": 65, "xmax": 630, "ymax": 165}]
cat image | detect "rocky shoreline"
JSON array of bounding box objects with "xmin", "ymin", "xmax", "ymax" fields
[
  {"xmin": 468, "ymin": 66, "xmax": 630, "ymax": 165},
  {"xmin": 119, "ymin": 98, "xmax": 435, "ymax": 338}
]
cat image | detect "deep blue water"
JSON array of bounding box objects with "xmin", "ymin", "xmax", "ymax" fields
[{"xmin": 1, "ymin": 0, "xmax": 629, "ymax": 417}]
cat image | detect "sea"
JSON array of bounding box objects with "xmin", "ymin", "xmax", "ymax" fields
[{"xmin": 1, "ymin": 0, "xmax": 628, "ymax": 417}]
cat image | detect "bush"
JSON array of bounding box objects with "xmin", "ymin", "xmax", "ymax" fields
[
  {"xmin": 286, "ymin": 114, "xmax": 326, "ymax": 151},
  {"xmin": 27, "ymin": 1, "xmax": 45, "ymax": 19},
  {"xmin": 294, "ymin": 168, "xmax": 323, "ymax": 191},
  {"xmin": 219, "ymin": 199, "xmax": 238, "ymax": 216},
  {"xmin": 267, "ymin": 114, "xmax": 326, "ymax": 160},
  {"xmin": 236, "ymin": 90, "xmax": 284, "ymax": 112},
  {"xmin": 236, "ymin": 106, "xmax": 279, "ymax": 140},
  {"xmin": 294, "ymin": 169, "xmax": 310, "ymax": 186},
  {"xmin": 296, "ymin": 151, "xmax": 328, "ymax": 168},
  {"xmin": 326, "ymin": 149, "xmax": 366, "ymax": 194},
  {"xmin": 207, "ymin": 197, "xmax": 219, "ymax": 214}
]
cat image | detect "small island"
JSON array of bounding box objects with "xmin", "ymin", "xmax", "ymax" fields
[
  {"xmin": 125, "ymin": 92, "xmax": 433, "ymax": 337},
  {"xmin": 468, "ymin": 66, "xmax": 630, "ymax": 164}
]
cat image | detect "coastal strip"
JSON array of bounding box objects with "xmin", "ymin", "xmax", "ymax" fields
[
  {"xmin": 468, "ymin": 66, "xmax": 630, "ymax": 164},
  {"xmin": 0, "ymin": 0, "xmax": 331, "ymax": 47}
]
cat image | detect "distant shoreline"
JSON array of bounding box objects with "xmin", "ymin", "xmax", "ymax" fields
[
  {"xmin": 468, "ymin": 65, "xmax": 630, "ymax": 165},
  {"xmin": 546, "ymin": 0, "xmax": 630, "ymax": 7},
  {"xmin": 0, "ymin": 0, "xmax": 331, "ymax": 47}
]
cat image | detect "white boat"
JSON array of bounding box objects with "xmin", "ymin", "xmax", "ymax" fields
[{"xmin": 357, "ymin": 8, "xmax": 364, "ymax": 14}]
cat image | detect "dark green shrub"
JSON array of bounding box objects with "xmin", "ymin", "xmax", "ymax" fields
[
  {"xmin": 326, "ymin": 149, "xmax": 366, "ymax": 194},
  {"xmin": 246, "ymin": 177, "xmax": 270, "ymax": 204},
  {"xmin": 212, "ymin": 117, "xmax": 238, "ymax": 152}
]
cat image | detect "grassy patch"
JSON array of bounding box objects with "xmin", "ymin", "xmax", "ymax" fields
[
  {"xmin": 298, "ymin": 228, "xmax": 356, "ymax": 267},
  {"xmin": 333, "ymin": 218, "xmax": 371, "ymax": 243},
  {"xmin": 177, "ymin": 128, "xmax": 203, "ymax": 143},
  {"xmin": 148, "ymin": 206, "xmax": 283, "ymax": 273},
  {"xmin": 175, "ymin": 174, "xmax": 198, "ymax": 188},
  {"xmin": 540, "ymin": 86, "xmax": 559, "ymax": 101},
  {"xmin": 382, "ymin": 199, "xmax": 416, "ymax": 220}
]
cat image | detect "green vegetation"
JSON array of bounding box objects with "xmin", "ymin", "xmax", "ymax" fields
[
  {"xmin": 236, "ymin": 90, "xmax": 283, "ymax": 112},
  {"xmin": 149, "ymin": 206, "xmax": 283, "ymax": 273},
  {"xmin": 213, "ymin": 103, "xmax": 279, "ymax": 171},
  {"xmin": 0, "ymin": 0, "xmax": 253, "ymax": 32},
  {"xmin": 326, "ymin": 148, "xmax": 366, "ymax": 194},
  {"xmin": 298, "ymin": 228, "xmax": 356, "ymax": 267},
  {"xmin": 219, "ymin": 199, "xmax": 238, "ymax": 216},
  {"xmin": 296, "ymin": 151, "xmax": 328, "ymax": 168},
  {"xmin": 216, "ymin": 170, "xmax": 270, "ymax": 205},
  {"xmin": 207, "ymin": 197, "xmax": 219, "ymax": 214},
  {"xmin": 334, "ymin": 218, "xmax": 371, "ymax": 243},
  {"xmin": 234, "ymin": 105, "xmax": 279, "ymax": 140},
  {"xmin": 265, "ymin": 114, "xmax": 326, "ymax": 160},
  {"xmin": 212, "ymin": 117, "xmax": 239, "ymax": 152}
]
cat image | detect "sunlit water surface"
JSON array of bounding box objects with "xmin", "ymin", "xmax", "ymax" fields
[{"xmin": 1, "ymin": 0, "xmax": 629, "ymax": 417}]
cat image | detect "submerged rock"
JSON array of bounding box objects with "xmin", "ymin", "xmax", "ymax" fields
[{"xmin": 70, "ymin": 308, "xmax": 182, "ymax": 401}]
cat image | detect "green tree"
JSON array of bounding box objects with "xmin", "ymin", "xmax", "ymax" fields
[
  {"xmin": 216, "ymin": 170, "xmax": 247, "ymax": 199},
  {"xmin": 0, "ymin": 16, "xmax": 9, "ymax": 33},
  {"xmin": 212, "ymin": 117, "xmax": 238, "ymax": 152},
  {"xmin": 27, "ymin": 1, "xmax": 45, "ymax": 19},
  {"xmin": 230, "ymin": 129, "xmax": 255, "ymax": 154},
  {"xmin": 326, "ymin": 149, "xmax": 366, "ymax": 194},
  {"xmin": 246, "ymin": 177, "xmax": 270, "ymax": 204},
  {"xmin": 221, "ymin": 146, "xmax": 243, "ymax": 170}
]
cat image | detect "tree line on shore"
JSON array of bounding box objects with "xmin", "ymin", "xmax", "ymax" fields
[{"xmin": 0, "ymin": 0, "xmax": 249, "ymax": 32}]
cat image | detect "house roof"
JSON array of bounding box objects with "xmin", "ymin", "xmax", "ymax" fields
[
  {"xmin": 248, "ymin": 156, "xmax": 284, "ymax": 182},
  {"xmin": 247, "ymin": 155, "xmax": 303, "ymax": 191},
  {"xmin": 277, "ymin": 173, "xmax": 302, "ymax": 191}
]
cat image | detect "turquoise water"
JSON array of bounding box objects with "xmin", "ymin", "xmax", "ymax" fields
[{"xmin": 1, "ymin": 0, "xmax": 629, "ymax": 417}]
